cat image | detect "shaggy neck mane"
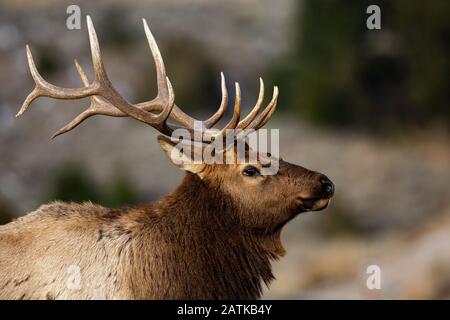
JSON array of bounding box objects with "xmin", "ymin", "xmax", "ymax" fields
[{"xmin": 130, "ymin": 173, "xmax": 278, "ymax": 299}]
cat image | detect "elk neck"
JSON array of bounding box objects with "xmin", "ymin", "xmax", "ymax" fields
[{"xmin": 129, "ymin": 172, "xmax": 276, "ymax": 299}]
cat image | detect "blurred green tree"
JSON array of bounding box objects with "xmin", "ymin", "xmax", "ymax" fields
[
  {"xmin": 274, "ymin": 0, "xmax": 450, "ymax": 131},
  {"xmin": 46, "ymin": 162, "xmax": 139, "ymax": 208},
  {"xmin": 47, "ymin": 162, "xmax": 101, "ymax": 204},
  {"xmin": 0, "ymin": 194, "xmax": 15, "ymax": 225},
  {"xmin": 103, "ymin": 171, "xmax": 139, "ymax": 208}
]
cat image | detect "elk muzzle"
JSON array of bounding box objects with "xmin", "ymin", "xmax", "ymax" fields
[{"xmin": 295, "ymin": 173, "xmax": 335, "ymax": 212}]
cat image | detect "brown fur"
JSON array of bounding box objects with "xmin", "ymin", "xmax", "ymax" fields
[
  {"xmin": 0, "ymin": 140, "xmax": 333, "ymax": 299},
  {"xmin": 8, "ymin": 17, "xmax": 335, "ymax": 299}
]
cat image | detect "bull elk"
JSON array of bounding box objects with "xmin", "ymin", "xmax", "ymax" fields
[{"xmin": 0, "ymin": 16, "xmax": 334, "ymax": 299}]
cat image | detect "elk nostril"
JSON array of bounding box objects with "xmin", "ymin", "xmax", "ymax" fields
[{"xmin": 320, "ymin": 176, "xmax": 335, "ymax": 196}]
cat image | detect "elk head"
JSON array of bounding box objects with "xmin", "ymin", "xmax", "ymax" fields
[
  {"xmin": 158, "ymin": 136, "xmax": 334, "ymax": 238},
  {"xmin": 18, "ymin": 16, "xmax": 334, "ymax": 253}
]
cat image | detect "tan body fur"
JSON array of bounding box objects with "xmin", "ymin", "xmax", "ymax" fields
[
  {"xmin": 0, "ymin": 157, "xmax": 333, "ymax": 300},
  {"xmin": 0, "ymin": 174, "xmax": 277, "ymax": 299}
]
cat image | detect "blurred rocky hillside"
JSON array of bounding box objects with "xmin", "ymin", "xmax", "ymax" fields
[{"xmin": 0, "ymin": 0, "xmax": 449, "ymax": 299}]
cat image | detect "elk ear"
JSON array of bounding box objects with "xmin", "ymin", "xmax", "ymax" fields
[{"xmin": 157, "ymin": 135, "xmax": 206, "ymax": 177}]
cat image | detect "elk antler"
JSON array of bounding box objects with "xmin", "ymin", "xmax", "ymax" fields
[{"xmin": 17, "ymin": 16, "xmax": 278, "ymax": 141}]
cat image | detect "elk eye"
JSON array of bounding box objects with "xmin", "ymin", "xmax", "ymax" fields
[{"xmin": 242, "ymin": 166, "xmax": 260, "ymax": 177}]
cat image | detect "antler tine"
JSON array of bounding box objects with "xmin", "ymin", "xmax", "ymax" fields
[
  {"xmin": 16, "ymin": 46, "xmax": 41, "ymax": 117},
  {"xmin": 203, "ymin": 72, "xmax": 228, "ymax": 128},
  {"xmin": 143, "ymin": 18, "xmax": 168, "ymax": 99},
  {"xmin": 86, "ymin": 16, "xmax": 109, "ymax": 83},
  {"xmin": 52, "ymin": 109, "xmax": 96, "ymax": 139},
  {"xmin": 153, "ymin": 77, "xmax": 175, "ymax": 126},
  {"xmin": 224, "ymin": 82, "xmax": 241, "ymax": 130},
  {"xmin": 143, "ymin": 18, "xmax": 235, "ymax": 132},
  {"xmin": 16, "ymin": 46, "xmax": 98, "ymax": 117},
  {"xmin": 255, "ymin": 86, "xmax": 278, "ymax": 129},
  {"xmin": 143, "ymin": 17, "xmax": 204, "ymax": 129},
  {"xmin": 86, "ymin": 15, "xmax": 175, "ymax": 127},
  {"xmin": 200, "ymin": 82, "xmax": 240, "ymax": 141},
  {"xmin": 245, "ymin": 86, "xmax": 278, "ymax": 130},
  {"xmin": 74, "ymin": 59, "xmax": 90, "ymax": 86},
  {"xmin": 236, "ymin": 77, "xmax": 264, "ymax": 129}
]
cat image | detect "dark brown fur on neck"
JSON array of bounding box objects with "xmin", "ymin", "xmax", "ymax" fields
[{"xmin": 127, "ymin": 173, "xmax": 278, "ymax": 299}]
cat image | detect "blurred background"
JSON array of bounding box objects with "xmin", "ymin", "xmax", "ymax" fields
[{"xmin": 0, "ymin": 0, "xmax": 449, "ymax": 299}]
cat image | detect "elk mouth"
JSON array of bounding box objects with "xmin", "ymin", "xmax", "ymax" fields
[{"xmin": 296, "ymin": 196, "xmax": 331, "ymax": 212}]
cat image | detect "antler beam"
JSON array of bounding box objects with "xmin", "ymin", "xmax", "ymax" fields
[{"xmin": 18, "ymin": 16, "xmax": 278, "ymax": 141}]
